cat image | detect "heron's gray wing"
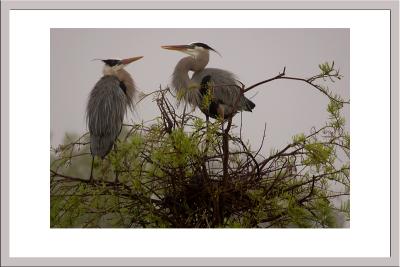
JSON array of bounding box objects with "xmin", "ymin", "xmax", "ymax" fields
[
  {"xmin": 192, "ymin": 68, "xmax": 255, "ymax": 112},
  {"xmin": 86, "ymin": 75, "xmax": 128, "ymax": 157}
]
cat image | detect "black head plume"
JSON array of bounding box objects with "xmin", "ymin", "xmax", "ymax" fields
[
  {"xmin": 190, "ymin": 42, "xmax": 221, "ymax": 56},
  {"xmin": 102, "ymin": 59, "xmax": 121, "ymax": 67}
]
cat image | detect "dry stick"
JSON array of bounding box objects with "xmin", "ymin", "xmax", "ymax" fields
[
  {"xmin": 135, "ymin": 87, "xmax": 170, "ymax": 105},
  {"xmin": 51, "ymin": 170, "xmax": 92, "ymax": 183},
  {"xmin": 299, "ymin": 175, "xmax": 317, "ymax": 204},
  {"xmin": 181, "ymin": 101, "xmax": 187, "ymax": 128},
  {"xmin": 222, "ymin": 118, "xmax": 233, "ymax": 185},
  {"xmin": 244, "ymin": 67, "xmax": 349, "ymax": 105},
  {"xmin": 222, "ymin": 83, "xmax": 247, "ymax": 181},
  {"xmin": 221, "ymin": 84, "xmax": 245, "ymax": 185},
  {"xmin": 157, "ymin": 97, "xmax": 173, "ymax": 134},
  {"xmin": 50, "ymin": 170, "xmax": 130, "ymax": 191},
  {"xmin": 218, "ymin": 84, "xmax": 247, "ymax": 226},
  {"xmin": 254, "ymin": 123, "xmax": 267, "ymax": 160},
  {"xmin": 244, "ymin": 67, "xmax": 286, "ymax": 93},
  {"xmin": 230, "ymin": 135, "xmax": 261, "ymax": 180},
  {"xmin": 162, "ymin": 90, "xmax": 179, "ymax": 128}
]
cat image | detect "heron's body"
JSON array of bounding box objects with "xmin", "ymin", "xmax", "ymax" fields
[
  {"xmin": 164, "ymin": 43, "xmax": 255, "ymax": 119},
  {"xmin": 86, "ymin": 56, "xmax": 142, "ymax": 181},
  {"xmin": 86, "ymin": 73, "xmax": 134, "ymax": 158},
  {"xmin": 193, "ymin": 68, "xmax": 255, "ymax": 119}
]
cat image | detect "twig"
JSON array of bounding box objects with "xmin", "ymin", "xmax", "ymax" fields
[{"xmin": 244, "ymin": 67, "xmax": 349, "ymax": 105}]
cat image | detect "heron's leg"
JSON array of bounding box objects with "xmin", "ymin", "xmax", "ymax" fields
[
  {"xmin": 204, "ymin": 114, "xmax": 210, "ymax": 154},
  {"xmin": 115, "ymin": 172, "xmax": 120, "ymax": 184},
  {"xmin": 89, "ymin": 155, "xmax": 95, "ymax": 183},
  {"xmin": 181, "ymin": 102, "xmax": 187, "ymax": 128},
  {"xmin": 220, "ymin": 111, "xmax": 225, "ymax": 132},
  {"xmin": 114, "ymin": 125, "xmax": 123, "ymax": 182},
  {"xmin": 217, "ymin": 104, "xmax": 225, "ymax": 131},
  {"xmin": 113, "ymin": 143, "xmax": 120, "ymax": 184},
  {"xmin": 100, "ymin": 157, "xmax": 106, "ymax": 181}
]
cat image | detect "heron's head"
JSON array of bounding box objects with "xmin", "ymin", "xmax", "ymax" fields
[
  {"xmin": 101, "ymin": 56, "xmax": 143, "ymax": 75},
  {"xmin": 161, "ymin": 42, "xmax": 220, "ymax": 59}
]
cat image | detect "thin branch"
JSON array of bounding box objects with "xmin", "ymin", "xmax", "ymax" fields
[{"xmin": 244, "ymin": 67, "xmax": 349, "ymax": 105}]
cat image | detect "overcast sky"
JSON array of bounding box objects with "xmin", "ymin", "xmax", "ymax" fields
[{"xmin": 51, "ymin": 28, "xmax": 349, "ymax": 155}]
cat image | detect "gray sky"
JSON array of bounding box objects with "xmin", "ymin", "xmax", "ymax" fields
[{"xmin": 51, "ymin": 28, "xmax": 349, "ymax": 154}]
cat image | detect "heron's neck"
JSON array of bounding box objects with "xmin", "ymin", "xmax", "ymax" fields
[
  {"xmin": 115, "ymin": 69, "xmax": 135, "ymax": 100},
  {"xmin": 192, "ymin": 52, "xmax": 209, "ymax": 71},
  {"xmin": 173, "ymin": 57, "xmax": 194, "ymax": 89},
  {"xmin": 173, "ymin": 55, "xmax": 209, "ymax": 88}
]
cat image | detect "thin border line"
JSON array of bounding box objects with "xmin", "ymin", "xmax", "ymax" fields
[
  {"xmin": 1, "ymin": 4, "xmax": 397, "ymax": 266},
  {"xmin": 3, "ymin": 6, "xmax": 393, "ymax": 262},
  {"xmin": 9, "ymin": 8, "xmax": 393, "ymax": 10},
  {"xmin": 389, "ymin": 8, "xmax": 392, "ymax": 258}
]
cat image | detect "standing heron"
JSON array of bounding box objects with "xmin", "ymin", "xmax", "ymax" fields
[
  {"xmin": 161, "ymin": 42, "xmax": 255, "ymax": 120},
  {"xmin": 86, "ymin": 56, "xmax": 143, "ymax": 182}
]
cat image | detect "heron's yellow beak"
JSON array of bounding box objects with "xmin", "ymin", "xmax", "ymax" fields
[
  {"xmin": 120, "ymin": 56, "xmax": 143, "ymax": 65},
  {"xmin": 161, "ymin": 45, "xmax": 192, "ymax": 51}
]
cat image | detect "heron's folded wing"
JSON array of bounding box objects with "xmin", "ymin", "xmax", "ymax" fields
[{"xmin": 86, "ymin": 75, "xmax": 127, "ymax": 137}]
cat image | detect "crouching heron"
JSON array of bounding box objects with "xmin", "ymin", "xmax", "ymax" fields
[
  {"xmin": 86, "ymin": 56, "xmax": 143, "ymax": 182},
  {"xmin": 161, "ymin": 42, "xmax": 255, "ymax": 120}
]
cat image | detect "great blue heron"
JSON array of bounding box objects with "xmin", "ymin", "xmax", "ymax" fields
[
  {"xmin": 86, "ymin": 56, "xmax": 143, "ymax": 182},
  {"xmin": 161, "ymin": 42, "xmax": 255, "ymax": 120}
]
